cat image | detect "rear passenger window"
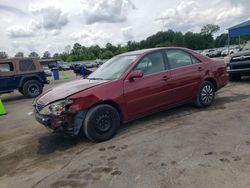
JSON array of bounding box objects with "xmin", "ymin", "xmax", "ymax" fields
[
  {"xmin": 166, "ymin": 50, "xmax": 193, "ymax": 69},
  {"xmin": 134, "ymin": 52, "xmax": 165, "ymax": 76},
  {"xmin": 0, "ymin": 63, "xmax": 13, "ymax": 72},
  {"xmin": 191, "ymin": 55, "xmax": 201, "ymax": 64},
  {"xmin": 19, "ymin": 59, "xmax": 36, "ymax": 72}
]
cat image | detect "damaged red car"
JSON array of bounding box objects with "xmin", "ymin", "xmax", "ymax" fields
[{"xmin": 33, "ymin": 47, "xmax": 228, "ymax": 142}]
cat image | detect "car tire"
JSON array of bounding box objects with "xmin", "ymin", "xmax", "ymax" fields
[
  {"xmin": 229, "ymin": 75, "xmax": 241, "ymax": 82},
  {"xmin": 83, "ymin": 104, "xmax": 120, "ymax": 142},
  {"xmin": 22, "ymin": 80, "xmax": 43, "ymax": 98},
  {"xmin": 195, "ymin": 81, "xmax": 215, "ymax": 108}
]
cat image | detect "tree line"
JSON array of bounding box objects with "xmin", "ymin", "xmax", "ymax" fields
[{"xmin": 1, "ymin": 24, "xmax": 250, "ymax": 61}]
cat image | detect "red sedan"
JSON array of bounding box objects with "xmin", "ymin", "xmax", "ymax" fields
[{"xmin": 34, "ymin": 47, "xmax": 228, "ymax": 142}]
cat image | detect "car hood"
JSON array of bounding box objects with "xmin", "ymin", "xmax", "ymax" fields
[
  {"xmin": 230, "ymin": 50, "xmax": 250, "ymax": 58},
  {"xmin": 36, "ymin": 79, "xmax": 109, "ymax": 105}
]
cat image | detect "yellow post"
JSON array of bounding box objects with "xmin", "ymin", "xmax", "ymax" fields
[{"xmin": 0, "ymin": 99, "xmax": 7, "ymax": 116}]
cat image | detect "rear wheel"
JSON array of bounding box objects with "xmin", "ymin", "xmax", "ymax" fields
[
  {"xmin": 84, "ymin": 104, "xmax": 120, "ymax": 142},
  {"xmin": 22, "ymin": 80, "xmax": 43, "ymax": 98},
  {"xmin": 195, "ymin": 81, "xmax": 215, "ymax": 108}
]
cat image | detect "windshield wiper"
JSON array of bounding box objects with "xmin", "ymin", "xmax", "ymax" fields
[{"xmin": 88, "ymin": 78, "xmax": 105, "ymax": 80}]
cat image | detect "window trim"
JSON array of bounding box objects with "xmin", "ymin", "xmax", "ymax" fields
[
  {"xmin": 165, "ymin": 49, "xmax": 202, "ymax": 70},
  {"xmin": 0, "ymin": 62, "xmax": 14, "ymax": 72},
  {"xmin": 18, "ymin": 59, "xmax": 36, "ymax": 73},
  {"xmin": 132, "ymin": 51, "xmax": 168, "ymax": 77}
]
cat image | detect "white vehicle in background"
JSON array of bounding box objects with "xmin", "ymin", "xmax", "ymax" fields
[
  {"xmin": 43, "ymin": 67, "xmax": 52, "ymax": 77},
  {"xmin": 201, "ymin": 49, "xmax": 215, "ymax": 57},
  {"xmin": 201, "ymin": 49, "xmax": 221, "ymax": 57},
  {"xmin": 221, "ymin": 46, "xmax": 241, "ymax": 56}
]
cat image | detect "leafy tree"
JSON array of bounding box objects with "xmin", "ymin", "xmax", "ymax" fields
[
  {"xmin": 53, "ymin": 24, "xmax": 249, "ymax": 62},
  {"xmin": 173, "ymin": 32, "xmax": 185, "ymax": 47},
  {"xmin": 53, "ymin": 53, "xmax": 60, "ymax": 59},
  {"xmin": 215, "ymin": 33, "xmax": 228, "ymax": 47},
  {"xmin": 127, "ymin": 41, "xmax": 140, "ymax": 51},
  {"xmin": 105, "ymin": 43, "xmax": 117, "ymax": 53},
  {"xmin": 201, "ymin": 24, "xmax": 220, "ymax": 36},
  {"xmin": 29, "ymin": 52, "xmax": 39, "ymax": 58},
  {"xmin": 15, "ymin": 52, "xmax": 24, "ymax": 57},
  {"xmin": 71, "ymin": 43, "xmax": 82, "ymax": 56},
  {"xmin": 42, "ymin": 51, "xmax": 51, "ymax": 59},
  {"xmin": 100, "ymin": 50, "xmax": 114, "ymax": 59},
  {"xmin": 0, "ymin": 52, "xmax": 8, "ymax": 59}
]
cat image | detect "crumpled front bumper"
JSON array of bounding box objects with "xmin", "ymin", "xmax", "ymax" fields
[{"xmin": 34, "ymin": 110, "xmax": 87, "ymax": 137}]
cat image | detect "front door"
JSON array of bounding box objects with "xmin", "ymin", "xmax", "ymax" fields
[{"xmin": 123, "ymin": 51, "xmax": 172, "ymax": 118}]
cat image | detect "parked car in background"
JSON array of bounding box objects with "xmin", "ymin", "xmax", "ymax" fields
[
  {"xmin": 227, "ymin": 41, "xmax": 250, "ymax": 81},
  {"xmin": 221, "ymin": 46, "xmax": 241, "ymax": 56},
  {"xmin": 58, "ymin": 64, "xmax": 70, "ymax": 71},
  {"xmin": 209, "ymin": 49, "xmax": 221, "ymax": 57},
  {"xmin": 43, "ymin": 67, "xmax": 52, "ymax": 77},
  {"xmin": 33, "ymin": 47, "xmax": 228, "ymax": 142},
  {"xmin": 72, "ymin": 64, "xmax": 93, "ymax": 77},
  {"xmin": 95, "ymin": 59, "xmax": 104, "ymax": 67},
  {"xmin": 84, "ymin": 62, "xmax": 97, "ymax": 68},
  {"xmin": 201, "ymin": 49, "xmax": 220, "ymax": 57},
  {"xmin": 0, "ymin": 58, "xmax": 49, "ymax": 98}
]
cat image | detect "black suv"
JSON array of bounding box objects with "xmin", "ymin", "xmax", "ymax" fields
[
  {"xmin": 228, "ymin": 41, "xmax": 250, "ymax": 81},
  {"xmin": 0, "ymin": 58, "xmax": 49, "ymax": 98}
]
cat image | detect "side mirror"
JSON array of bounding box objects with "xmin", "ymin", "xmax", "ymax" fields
[{"xmin": 128, "ymin": 70, "xmax": 143, "ymax": 81}]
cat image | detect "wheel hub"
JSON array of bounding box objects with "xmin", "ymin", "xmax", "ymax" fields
[
  {"xmin": 29, "ymin": 85, "xmax": 39, "ymax": 95},
  {"xmin": 94, "ymin": 112, "xmax": 112, "ymax": 133},
  {"xmin": 201, "ymin": 85, "xmax": 213, "ymax": 104}
]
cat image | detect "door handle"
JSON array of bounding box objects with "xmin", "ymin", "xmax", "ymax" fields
[
  {"xmin": 162, "ymin": 75, "xmax": 170, "ymax": 81},
  {"xmin": 198, "ymin": 67, "xmax": 203, "ymax": 71}
]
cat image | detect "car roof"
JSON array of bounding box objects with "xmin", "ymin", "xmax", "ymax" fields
[
  {"xmin": 118, "ymin": 47, "xmax": 191, "ymax": 56},
  {"xmin": 0, "ymin": 57, "xmax": 36, "ymax": 63}
]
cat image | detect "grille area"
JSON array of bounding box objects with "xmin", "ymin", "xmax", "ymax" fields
[
  {"xmin": 231, "ymin": 55, "xmax": 250, "ymax": 62},
  {"xmin": 230, "ymin": 61, "xmax": 250, "ymax": 70}
]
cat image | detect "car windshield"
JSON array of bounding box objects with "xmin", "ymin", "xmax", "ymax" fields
[
  {"xmin": 243, "ymin": 41, "xmax": 250, "ymax": 51},
  {"xmin": 88, "ymin": 55, "xmax": 137, "ymax": 80}
]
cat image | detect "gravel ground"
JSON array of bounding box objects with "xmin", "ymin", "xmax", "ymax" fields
[{"xmin": 0, "ymin": 73, "xmax": 250, "ymax": 188}]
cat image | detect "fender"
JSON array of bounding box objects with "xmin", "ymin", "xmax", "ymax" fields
[{"xmin": 18, "ymin": 73, "xmax": 44, "ymax": 87}]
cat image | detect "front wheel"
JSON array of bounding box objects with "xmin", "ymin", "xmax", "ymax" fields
[
  {"xmin": 83, "ymin": 104, "xmax": 120, "ymax": 142},
  {"xmin": 195, "ymin": 81, "xmax": 215, "ymax": 108}
]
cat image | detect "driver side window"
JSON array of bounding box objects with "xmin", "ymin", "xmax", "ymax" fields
[{"xmin": 134, "ymin": 52, "xmax": 165, "ymax": 76}]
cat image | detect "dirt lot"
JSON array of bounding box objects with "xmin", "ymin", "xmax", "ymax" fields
[{"xmin": 0, "ymin": 74, "xmax": 250, "ymax": 188}]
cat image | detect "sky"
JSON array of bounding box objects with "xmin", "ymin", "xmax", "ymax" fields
[{"xmin": 0, "ymin": 0, "xmax": 249, "ymax": 57}]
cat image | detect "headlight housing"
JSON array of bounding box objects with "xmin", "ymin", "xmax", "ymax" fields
[{"xmin": 39, "ymin": 99, "xmax": 73, "ymax": 116}]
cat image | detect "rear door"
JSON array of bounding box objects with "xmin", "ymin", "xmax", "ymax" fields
[
  {"xmin": 123, "ymin": 51, "xmax": 172, "ymax": 118},
  {"xmin": 165, "ymin": 49, "xmax": 205, "ymax": 103},
  {"xmin": 0, "ymin": 61, "xmax": 16, "ymax": 92}
]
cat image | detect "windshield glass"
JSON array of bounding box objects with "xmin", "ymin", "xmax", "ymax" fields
[
  {"xmin": 88, "ymin": 55, "xmax": 137, "ymax": 80},
  {"xmin": 243, "ymin": 41, "xmax": 250, "ymax": 51}
]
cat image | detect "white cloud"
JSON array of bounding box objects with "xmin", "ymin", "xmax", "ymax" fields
[
  {"xmin": 29, "ymin": 1, "xmax": 68, "ymax": 30},
  {"xmin": 156, "ymin": 0, "xmax": 250, "ymax": 32},
  {"xmin": 121, "ymin": 26, "xmax": 134, "ymax": 41},
  {"xmin": 71, "ymin": 28, "xmax": 112, "ymax": 46},
  {"xmin": 7, "ymin": 20, "xmax": 40, "ymax": 38},
  {"xmin": 80, "ymin": 0, "xmax": 136, "ymax": 24},
  {"xmin": 1, "ymin": 0, "xmax": 250, "ymax": 56}
]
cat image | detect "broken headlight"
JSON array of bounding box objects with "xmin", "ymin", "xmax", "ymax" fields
[{"xmin": 39, "ymin": 99, "xmax": 73, "ymax": 116}]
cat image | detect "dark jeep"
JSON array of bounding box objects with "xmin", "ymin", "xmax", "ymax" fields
[
  {"xmin": 228, "ymin": 41, "xmax": 250, "ymax": 81},
  {"xmin": 0, "ymin": 58, "xmax": 49, "ymax": 98}
]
